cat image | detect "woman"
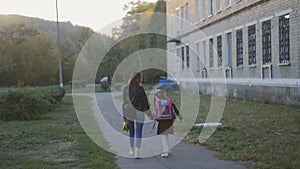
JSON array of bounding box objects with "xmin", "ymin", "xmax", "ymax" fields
[{"xmin": 122, "ymin": 72, "xmax": 152, "ymax": 158}]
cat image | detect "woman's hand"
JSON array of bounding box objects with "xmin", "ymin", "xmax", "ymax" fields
[{"xmin": 148, "ymin": 115, "xmax": 154, "ymax": 120}]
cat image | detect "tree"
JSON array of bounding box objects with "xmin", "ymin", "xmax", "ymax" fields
[
  {"xmin": 0, "ymin": 24, "xmax": 57, "ymax": 86},
  {"xmin": 69, "ymin": 26, "xmax": 94, "ymax": 54}
]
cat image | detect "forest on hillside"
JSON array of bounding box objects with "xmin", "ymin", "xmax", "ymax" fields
[{"xmin": 0, "ymin": 0, "xmax": 166, "ymax": 86}]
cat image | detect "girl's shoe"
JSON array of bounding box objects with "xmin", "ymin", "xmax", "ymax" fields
[{"xmin": 161, "ymin": 152, "xmax": 168, "ymax": 158}]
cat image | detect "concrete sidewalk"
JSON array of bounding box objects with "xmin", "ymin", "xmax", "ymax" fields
[
  {"xmin": 93, "ymin": 92, "xmax": 247, "ymax": 169},
  {"xmin": 117, "ymin": 142, "xmax": 246, "ymax": 169}
]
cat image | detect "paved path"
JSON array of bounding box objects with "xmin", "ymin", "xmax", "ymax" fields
[{"xmin": 93, "ymin": 92, "xmax": 247, "ymax": 169}]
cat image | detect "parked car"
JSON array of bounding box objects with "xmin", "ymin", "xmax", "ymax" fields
[{"xmin": 153, "ymin": 76, "xmax": 180, "ymax": 93}]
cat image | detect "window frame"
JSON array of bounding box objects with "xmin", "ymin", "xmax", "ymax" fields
[
  {"xmin": 195, "ymin": 0, "xmax": 200, "ymax": 22},
  {"xmin": 186, "ymin": 45, "xmax": 190, "ymax": 69},
  {"xmin": 209, "ymin": 38, "xmax": 214, "ymax": 68},
  {"xmin": 262, "ymin": 20, "xmax": 272, "ymax": 65},
  {"xmin": 278, "ymin": 13, "xmax": 290, "ymax": 64},
  {"xmin": 225, "ymin": 0, "xmax": 231, "ymax": 9},
  {"xmin": 217, "ymin": 35, "xmax": 222, "ymax": 67},
  {"xmin": 236, "ymin": 29, "xmax": 243, "ymax": 67},
  {"xmin": 248, "ymin": 24, "xmax": 256, "ymax": 66},
  {"xmin": 201, "ymin": 0, "xmax": 206, "ymax": 19}
]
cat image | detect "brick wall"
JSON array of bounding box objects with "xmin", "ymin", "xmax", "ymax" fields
[{"xmin": 167, "ymin": 0, "xmax": 300, "ymax": 105}]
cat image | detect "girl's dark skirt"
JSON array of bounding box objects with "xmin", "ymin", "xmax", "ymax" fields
[{"xmin": 157, "ymin": 120, "xmax": 174, "ymax": 135}]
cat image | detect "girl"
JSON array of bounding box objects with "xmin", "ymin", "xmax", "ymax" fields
[{"xmin": 154, "ymin": 89, "xmax": 183, "ymax": 158}]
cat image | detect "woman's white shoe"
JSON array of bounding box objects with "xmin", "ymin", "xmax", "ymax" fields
[{"xmin": 129, "ymin": 150, "xmax": 134, "ymax": 156}]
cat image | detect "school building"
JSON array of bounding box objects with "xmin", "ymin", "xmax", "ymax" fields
[{"xmin": 166, "ymin": 0, "xmax": 300, "ymax": 105}]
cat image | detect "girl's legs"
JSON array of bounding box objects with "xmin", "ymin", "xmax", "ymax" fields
[{"xmin": 161, "ymin": 134, "xmax": 169, "ymax": 157}]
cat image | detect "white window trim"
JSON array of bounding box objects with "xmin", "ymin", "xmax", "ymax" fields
[
  {"xmin": 215, "ymin": 0, "xmax": 222, "ymax": 13},
  {"xmin": 259, "ymin": 16, "xmax": 273, "ymax": 23},
  {"xmin": 234, "ymin": 25, "xmax": 244, "ymax": 30},
  {"xmin": 207, "ymin": 36, "xmax": 214, "ymax": 40},
  {"xmin": 275, "ymin": 9, "xmax": 292, "ymax": 17},
  {"xmin": 246, "ymin": 20, "xmax": 258, "ymax": 27},
  {"xmin": 224, "ymin": 29, "xmax": 233, "ymax": 34},
  {"xmin": 225, "ymin": 0, "xmax": 232, "ymax": 9},
  {"xmin": 215, "ymin": 33, "xmax": 222, "ymax": 37}
]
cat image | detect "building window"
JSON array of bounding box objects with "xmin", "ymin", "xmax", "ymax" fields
[
  {"xmin": 279, "ymin": 13, "xmax": 290, "ymax": 64},
  {"xmin": 262, "ymin": 20, "xmax": 272, "ymax": 64},
  {"xmin": 208, "ymin": 0, "xmax": 213, "ymax": 16},
  {"xmin": 201, "ymin": 0, "xmax": 206, "ymax": 19},
  {"xmin": 176, "ymin": 9, "xmax": 180, "ymax": 32},
  {"xmin": 216, "ymin": 0, "xmax": 221, "ymax": 12},
  {"xmin": 181, "ymin": 6, "xmax": 184, "ymax": 32},
  {"xmin": 236, "ymin": 29, "xmax": 243, "ymax": 67},
  {"xmin": 248, "ymin": 25, "xmax": 256, "ymax": 65},
  {"xmin": 209, "ymin": 38, "xmax": 214, "ymax": 68},
  {"xmin": 196, "ymin": 42, "xmax": 200, "ymax": 70},
  {"xmin": 225, "ymin": 0, "xmax": 231, "ymax": 8},
  {"xmin": 185, "ymin": 3, "xmax": 189, "ymax": 31},
  {"xmin": 186, "ymin": 45, "xmax": 190, "ymax": 68},
  {"xmin": 226, "ymin": 33, "xmax": 232, "ymax": 67},
  {"xmin": 202, "ymin": 41, "xmax": 207, "ymax": 69},
  {"xmin": 176, "ymin": 47, "xmax": 181, "ymax": 60},
  {"xmin": 181, "ymin": 46, "xmax": 185, "ymax": 69},
  {"xmin": 217, "ymin": 36, "xmax": 222, "ymax": 67},
  {"xmin": 195, "ymin": 0, "xmax": 199, "ymax": 22}
]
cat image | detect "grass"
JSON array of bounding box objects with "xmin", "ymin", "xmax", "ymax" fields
[
  {"xmin": 0, "ymin": 96, "xmax": 119, "ymax": 169},
  {"xmin": 63, "ymin": 85, "xmax": 110, "ymax": 94},
  {"xmin": 185, "ymin": 95, "xmax": 300, "ymax": 169}
]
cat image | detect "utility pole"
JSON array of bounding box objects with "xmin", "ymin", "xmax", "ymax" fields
[{"xmin": 56, "ymin": 0, "xmax": 63, "ymax": 87}]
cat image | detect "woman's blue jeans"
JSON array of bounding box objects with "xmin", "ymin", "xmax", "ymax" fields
[{"xmin": 126, "ymin": 111, "xmax": 145, "ymax": 148}]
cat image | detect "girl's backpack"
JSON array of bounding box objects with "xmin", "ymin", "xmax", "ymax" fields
[{"xmin": 154, "ymin": 99, "xmax": 176, "ymax": 121}]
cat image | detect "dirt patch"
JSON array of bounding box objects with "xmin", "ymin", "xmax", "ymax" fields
[{"xmin": 2, "ymin": 139, "xmax": 82, "ymax": 169}]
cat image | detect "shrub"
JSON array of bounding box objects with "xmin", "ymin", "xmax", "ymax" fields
[
  {"xmin": 39, "ymin": 86, "xmax": 65, "ymax": 103},
  {"xmin": 101, "ymin": 84, "xmax": 110, "ymax": 91},
  {"xmin": 0, "ymin": 87, "xmax": 65, "ymax": 121},
  {"xmin": 0, "ymin": 88, "xmax": 51, "ymax": 121}
]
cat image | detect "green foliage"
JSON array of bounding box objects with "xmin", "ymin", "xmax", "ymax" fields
[
  {"xmin": 39, "ymin": 86, "xmax": 66, "ymax": 103},
  {"xmin": 0, "ymin": 87, "xmax": 65, "ymax": 121},
  {"xmin": 0, "ymin": 89, "xmax": 51, "ymax": 121},
  {"xmin": 101, "ymin": 84, "xmax": 110, "ymax": 91},
  {"xmin": 99, "ymin": 1, "xmax": 167, "ymax": 84},
  {"xmin": 0, "ymin": 97, "xmax": 119, "ymax": 169},
  {"xmin": 0, "ymin": 24, "xmax": 57, "ymax": 86}
]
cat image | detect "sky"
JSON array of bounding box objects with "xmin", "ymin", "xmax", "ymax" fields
[{"xmin": 0, "ymin": 0, "xmax": 158, "ymax": 31}]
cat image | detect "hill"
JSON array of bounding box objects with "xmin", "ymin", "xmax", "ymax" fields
[{"xmin": 0, "ymin": 14, "xmax": 93, "ymax": 44}]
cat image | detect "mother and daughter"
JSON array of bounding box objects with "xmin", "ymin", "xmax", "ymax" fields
[{"xmin": 122, "ymin": 72, "xmax": 183, "ymax": 159}]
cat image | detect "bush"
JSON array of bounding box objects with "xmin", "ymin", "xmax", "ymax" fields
[
  {"xmin": 0, "ymin": 87, "xmax": 65, "ymax": 121},
  {"xmin": 101, "ymin": 84, "xmax": 110, "ymax": 91},
  {"xmin": 39, "ymin": 86, "xmax": 65, "ymax": 103}
]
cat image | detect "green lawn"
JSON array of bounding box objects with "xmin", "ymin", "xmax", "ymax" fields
[
  {"xmin": 0, "ymin": 97, "xmax": 119, "ymax": 169},
  {"xmin": 186, "ymin": 95, "xmax": 300, "ymax": 169},
  {"xmin": 63, "ymin": 85, "xmax": 110, "ymax": 94}
]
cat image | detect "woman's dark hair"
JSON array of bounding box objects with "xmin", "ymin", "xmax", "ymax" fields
[{"xmin": 127, "ymin": 72, "xmax": 141, "ymax": 87}]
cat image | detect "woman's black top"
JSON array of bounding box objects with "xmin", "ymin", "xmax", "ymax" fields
[{"xmin": 129, "ymin": 85, "xmax": 151, "ymax": 116}]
